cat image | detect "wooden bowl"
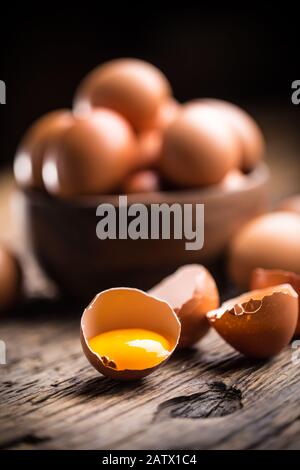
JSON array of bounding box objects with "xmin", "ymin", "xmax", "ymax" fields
[{"xmin": 22, "ymin": 163, "xmax": 269, "ymax": 301}]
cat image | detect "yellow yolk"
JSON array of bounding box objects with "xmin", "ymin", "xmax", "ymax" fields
[{"xmin": 88, "ymin": 328, "xmax": 171, "ymax": 370}]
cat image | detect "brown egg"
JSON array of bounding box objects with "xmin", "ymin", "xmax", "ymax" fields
[
  {"xmin": 160, "ymin": 104, "xmax": 240, "ymax": 188},
  {"xmin": 122, "ymin": 170, "xmax": 160, "ymax": 194},
  {"xmin": 136, "ymin": 130, "xmax": 162, "ymax": 169},
  {"xmin": 80, "ymin": 288, "xmax": 181, "ymax": 381},
  {"xmin": 149, "ymin": 264, "xmax": 220, "ymax": 348},
  {"xmin": 152, "ymin": 98, "xmax": 180, "ymax": 130},
  {"xmin": 14, "ymin": 110, "xmax": 74, "ymax": 190},
  {"xmin": 197, "ymin": 99, "xmax": 265, "ymax": 171},
  {"xmin": 228, "ymin": 212, "xmax": 300, "ymax": 289},
  {"xmin": 0, "ymin": 246, "xmax": 22, "ymax": 311},
  {"xmin": 220, "ymin": 169, "xmax": 247, "ymax": 191},
  {"xmin": 207, "ymin": 284, "xmax": 298, "ymax": 358},
  {"xmin": 276, "ymin": 195, "xmax": 300, "ymax": 215},
  {"xmin": 251, "ymin": 268, "xmax": 300, "ymax": 336},
  {"xmin": 42, "ymin": 109, "xmax": 137, "ymax": 197},
  {"xmin": 74, "ymin": 58, "xmax": 172, "ymax": 131}
]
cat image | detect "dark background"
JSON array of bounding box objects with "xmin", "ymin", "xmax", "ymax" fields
[{"xmin": 0, "ymin": 5, "xmax": 299, "ymax": 168}]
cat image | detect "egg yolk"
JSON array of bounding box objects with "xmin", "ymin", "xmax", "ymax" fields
[{"xmin": 88, "ymin": 328, "xmax": 171, "ymax": 371}]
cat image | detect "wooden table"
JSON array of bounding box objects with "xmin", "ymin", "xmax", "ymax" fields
[
  {"xmin": 1, "ymin": 299, "xmax": 300, "ymax": 450},
  {"xmin": 1, "ymin": 104, "xmax": 300, "ymax": 451}
]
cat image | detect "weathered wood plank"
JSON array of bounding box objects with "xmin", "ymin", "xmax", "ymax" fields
[{"xmin": 1, "ymin": 303, "xmax": 300, "ymax": 450}]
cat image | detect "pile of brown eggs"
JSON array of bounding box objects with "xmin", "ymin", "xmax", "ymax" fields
[
  {"xmin": 13, "ymin": 58, "xmax": 265, "ymax": 197},
  {"xmin": 8, "ymin": 57, "xmax": 300, "ymax": 381}
]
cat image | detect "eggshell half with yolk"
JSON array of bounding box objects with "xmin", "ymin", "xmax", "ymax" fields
[{"xmin": 81, "ymin": 288, "xmax": 181, "ymax": 380}]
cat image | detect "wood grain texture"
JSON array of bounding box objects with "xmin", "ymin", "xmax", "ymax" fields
[{"xmin": 1, "ymin": 301, "xmax": 300, "ymax": 450}]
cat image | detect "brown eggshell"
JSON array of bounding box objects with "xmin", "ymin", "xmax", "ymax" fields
[
  {"xmin": 42, "ymin": 109, "xmax": 137, "ymax": 197},
  {"xmin": 0, "ymin": 246, "xmax": 22, "ymax": 312},
  {"xmin": 207, "ymin": 284, "xmax": 298, "ymax": 358},
  {"xmin": 196, "ymin": 99, "xmax": 265, "ymax": 171},
  {"xmin": 228, "ymin": 212, "xmax": 300, "ymax": 289},
  {"xmin": 14, "ymin": 110, "xmax": 74, "ymax": 190},
  {"xmin": 122, "ymin": 170, "xmax": 160, "ymax": 194},
  {"xmin": 149, "ymin": 264, "xmax": 220, "ymax": 348},
  {"xmin": 160, "ymin": 104, "xmax": 240, "ymax": 188},
  {"xmin": 251, "ymin": 268, "xmax": 300, "ymax": 336},
  {"xmin": 276, "ymin": 195, "xmax": 300, "ymax": 215},
  {"xmin": 74, "ymin": 58, "xmax": 172, "ymax": 131},
  {"xmin": 80, "ymin": 288, "xmax": 181, "ymax": 380}
]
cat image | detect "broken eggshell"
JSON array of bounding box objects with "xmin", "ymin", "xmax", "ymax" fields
[
  {"xmin": 251, "ymin": 268, "xmax": 300, "ymax": 336},
  {"xmin": 80, "ymin": 288, "xmax": 181, "ymax": 380},
  {"xmin": 149, "ymin": 264, "xmax": 220, "ymax": 349},
  {"xmin": 207, "ymin": 284, "xmax": 298, "ymax": 359}
]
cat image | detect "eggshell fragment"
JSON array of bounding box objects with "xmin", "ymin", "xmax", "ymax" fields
[
  {"xmin": 228, "ymin": 212, "xmax": 300, "ymax": 289},
  {"xmin": 14, "ymin": 110, "xmax": 74, "ymax": 190},
  {"xmin": 251, "ymin": 268, "xmax": 300, "ymax": 336},
  {"xmin": 207, "ymin": 284, "xmax": 298, "ymax": 358},
  {"xmin": 160, "ymin": 104, "xmax": 240, "ymax": 188},
  {"xmin": 276, "ymin": 195, "xmax": 300, "ymax": 215},
  {"xmin": 122, "ymin": 170, "xmax": 160, "ymax": 194},
  {"xmin": 42, "ymin": 109, "xmax": 137, "ymax": 197},
  {"xmin": 197, "ymin": 99, "xmax": 265, "ymax": 171},
  {"xmin": 81, "ymin": 288, "xmax": 181, "ymax": 380},
  {"xmin": 74, "ymin": 58, "xmax": 172, "ymax": 131},
  {"xmin": 0, "ymin": 246, "xmax": 22, "ymax": 312},
  {"xmin": 149, "ymin": 265, "xmax": 219, "ymax": 348}
]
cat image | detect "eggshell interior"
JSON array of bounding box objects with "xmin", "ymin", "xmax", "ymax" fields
[
  {"xmin": 149, "ymin": 264, "xmax": 219, "ymax": 348},
  {"xmin": 82, "ymin": 287, "xmax": 179, "ymax": 346},
  {"xmin": 149, "ymin": 264, "xmax": 217, "ymax": 309}
]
